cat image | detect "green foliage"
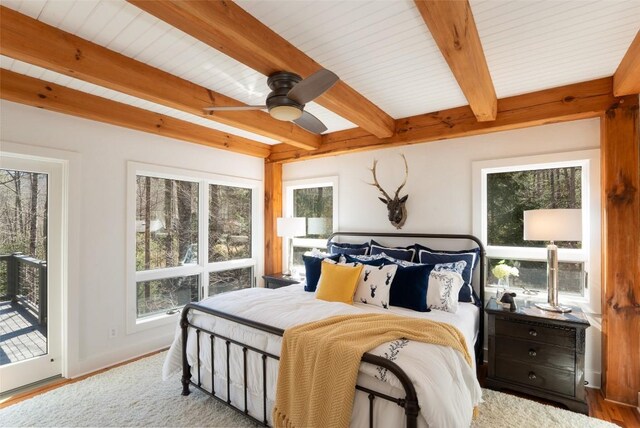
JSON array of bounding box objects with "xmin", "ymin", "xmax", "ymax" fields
[
  {"xmin": 487, "ymin": 167, "xmax": 581, "ymax": 248},
  {"xmin": 209, "ymin": 185, "xmax": 252, "ymax": 262},
  {"xmin": 0, "ymin": 170, "xmax": 48, "ymax": 261},
  {"xmin": 293, "ymin": 186, "xmax": 332, "ymax": 238}
]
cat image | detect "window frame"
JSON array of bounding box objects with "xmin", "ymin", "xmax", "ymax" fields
[
  {"xmin": 472, "ymin": 149, "xmax": 600, "ymax": 304},
  {"xmin": 283, "ymin": 176, "xmax": 339, "ymax": 268},
  {"xmin": 126, "ymin": 161, "xmax": 263, "ymax": 334}
]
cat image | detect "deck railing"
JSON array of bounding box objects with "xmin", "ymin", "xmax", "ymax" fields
[{"xmin": 0, "ymin": 253, "xmax": 47, "ymax": 327}]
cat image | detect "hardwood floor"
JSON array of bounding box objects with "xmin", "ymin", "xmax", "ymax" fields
[
  {"xmin": 477, "ymin": 364, "xmax": 640, "ymax": 427},
  {"xmin": 587, "ymin": 388, "xmax": 640, "ymax": 427},
  {"xmin": 2, "ymin": 357, "xmax": 639, "ymax": 427}
]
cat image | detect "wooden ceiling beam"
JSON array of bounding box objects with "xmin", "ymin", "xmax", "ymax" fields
[
  {"xmin": 0, "ymin": 6, "xmax": 319, "ymax": 150},
  {"xmin": 128, "ymin": 0, "xmax": 396, "ymax": 139},
  {"xmin": 270, "ymin": 77, "xmax": 624, "ymax": 163},
  {"xmin": 613, "ymin": 30, "xmax": 640, "ymax": 96},
  {"xmin": 414, "ymin": 0, "xmax": 497, "ymax": 122},
  {"xmin": 0, "ymin": 69, "xmax": 272, "ymax": 158}
]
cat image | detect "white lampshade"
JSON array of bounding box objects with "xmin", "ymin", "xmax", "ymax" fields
[
  {"xmin": 523, "ymin": 209, "xmax": 582, "ymax": 241},
  {"xmin": 307, "ymin": 217, "xmax": 329, "ymax": 235},
  {"xmin": 277, "ymin": 217, "xmax": 306, "ymax": 237}
]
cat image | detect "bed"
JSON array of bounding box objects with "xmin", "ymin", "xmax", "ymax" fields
[{"xmin": 163, "ymin": 232, "xmax": 486, "ymax": 427}]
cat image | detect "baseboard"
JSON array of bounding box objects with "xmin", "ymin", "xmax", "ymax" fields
[
  {"xmin": 70, "ymin": 339, "xmax": 171, "ymax": 380},
  {"xmin": 585, "ymin": 370, "xmax": 601, "ymax": 389}
]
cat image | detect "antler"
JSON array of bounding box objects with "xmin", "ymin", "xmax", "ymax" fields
[
  {"xmin": 394, "ymin": 154, "xmax": 409, "ymax": 199},
  {"xmin": 369, "ymin": 159, "xmax": 392, "ymax": 201}
]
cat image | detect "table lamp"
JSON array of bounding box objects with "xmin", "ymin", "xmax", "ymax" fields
[
  {"xmin": 523, "ymin": 209, "xmax": 582, "ymax": 313},
  {"xmin": 277, "ymin": 217, "xmax": 306, "ymax": 276}
]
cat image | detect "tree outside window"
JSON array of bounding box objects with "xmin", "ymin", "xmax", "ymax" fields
[
  {"xmin": 485, "ymin": 165, "xmax": 586, "ymax": 296},
  {"xmin": 132, "ymin": 168, "xmax": 257, "ymax": 323}
]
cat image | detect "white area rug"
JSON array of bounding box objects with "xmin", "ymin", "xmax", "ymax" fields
[{"xmin": 1, "ymin": 352, "xmax": 615, "ymax": 427}]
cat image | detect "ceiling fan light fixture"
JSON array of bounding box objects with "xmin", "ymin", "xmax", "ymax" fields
[{"xmin": 269, "ymin": 105, "xmax": 303, "ymax": 121}]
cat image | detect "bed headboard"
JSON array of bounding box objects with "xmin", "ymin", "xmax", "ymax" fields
[{"xmin": 326, "ymin": 231, "xmax": 486, "ymax": 363}]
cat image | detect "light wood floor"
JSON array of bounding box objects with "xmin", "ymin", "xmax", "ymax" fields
[{"xmin": 2, "ymin": 356, "xmax": 639, "ymax": 427}]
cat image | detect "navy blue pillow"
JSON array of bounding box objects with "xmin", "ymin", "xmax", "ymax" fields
[
  {"xmin": 381, "ymin": 259, "xmax": 432, "ymax": 312},
  {"xmin": 370, "ymin": 240, "xmax": 415, "ymax": 262},
  {"xmin": 329, "ymin": 242, "xmax": 369, "ymax": 256},
  {"xmin": 415, "ymin": 244, "xmax": 480, "ymax": 303},
  {"xmin": 303, "ymin": 254, "xmax": 341, "ymax": 292}
]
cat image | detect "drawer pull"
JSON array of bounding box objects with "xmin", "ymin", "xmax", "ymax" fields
[
  {"xmin": 528, "ymin": 372, "xmax": 537, "ymax": 380},
  {"xmin": 528, "ymin": 349, "xmax": 537, "ymax": 357},
  {"xmin": 529, "ymin": 329, "xmax": 538, "ymax": 337}
]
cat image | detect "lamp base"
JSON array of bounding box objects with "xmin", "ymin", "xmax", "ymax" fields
[{"xmin": 535, "ymin": 302, "xmax": 572, "ymax": 313}]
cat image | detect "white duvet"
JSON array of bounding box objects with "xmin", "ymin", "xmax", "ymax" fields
[{"xmin": 163, "ymin": 285, "xmax": 482, "ymax": 427}]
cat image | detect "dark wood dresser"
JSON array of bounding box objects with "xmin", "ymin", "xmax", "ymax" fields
[{"xmin": 485, "ymin": 297, "xmax": 591, "ymax": 413}]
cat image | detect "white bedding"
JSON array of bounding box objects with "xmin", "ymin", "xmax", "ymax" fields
[{"xmin": 163, "ymin": 285, "xmax": 482, "ymax": 427}]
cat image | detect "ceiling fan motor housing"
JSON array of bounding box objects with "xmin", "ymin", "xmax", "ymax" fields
[{"xmin": 266, "ymin": 71, "xmax": 304, "ymax": 120}]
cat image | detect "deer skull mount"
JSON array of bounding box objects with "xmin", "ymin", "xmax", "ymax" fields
[{"xmin": 369, "ymin": 154, "xmax": 409, "ymax": 229}]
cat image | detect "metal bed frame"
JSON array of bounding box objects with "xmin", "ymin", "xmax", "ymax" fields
[{"xmin": 180, "ymin": 232, "xmax": 486, "ymax": 428}]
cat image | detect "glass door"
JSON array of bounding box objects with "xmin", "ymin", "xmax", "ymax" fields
[{"xmin": 0, "ymin": 155, "xmax": 63, "ymax": 393}]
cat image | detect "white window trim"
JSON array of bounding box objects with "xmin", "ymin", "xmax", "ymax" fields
[
  {"xmin": 472, "ymin": 149, "xmax": 600, "ymax": 308},
  {"xmin": 282, "ymin": 176, "xmax": 339, "ymax": 265},
  {"xmin": 126, "ymin": 161, "xmax": 263, "ymax": 334}
]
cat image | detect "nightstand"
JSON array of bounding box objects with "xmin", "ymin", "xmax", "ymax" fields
[
  {"xmin": 485, "ymin": 297, "xmax": 590, "ymax": 414},
  {"xmin": 262, "ymin": 273, "xmax": 300, "ymax": 289}
]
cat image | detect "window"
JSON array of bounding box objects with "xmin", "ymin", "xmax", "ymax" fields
[
  {"xmin": 473, "ymin": 150, "xmax": 600, "ymax": 300},
  {"xmin": 128, "ymin": 163, "xmax": 262, "ymax": 332},
  {"xmin": 283, "ymin": 177, "xmax": 338, "ymax": 272}
]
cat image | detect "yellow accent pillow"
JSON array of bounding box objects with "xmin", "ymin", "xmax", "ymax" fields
[{"xmin": 316, "ymin": 260, "xmax": 363, "ymax": 304}]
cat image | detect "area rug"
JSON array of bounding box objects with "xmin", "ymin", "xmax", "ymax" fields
[{"xmin": 0, "ymin": 352, "xmax": 615, "ymax": 427}]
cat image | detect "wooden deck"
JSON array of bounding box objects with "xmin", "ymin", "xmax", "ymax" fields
[{"xmin": 0, "ymin": 299, "xmax": 47, "ymax": 365}]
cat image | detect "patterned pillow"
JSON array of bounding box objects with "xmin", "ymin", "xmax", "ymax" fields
[
  {"xmin": 382, "ymin": 256, "xmax": 420, "ymax": 267},
  {"xmin": 427, "ymin": 271, "xmax": 465, "ymax": 313},
  {"xmin": 353, "ymin": 263, "xmax": 398, "ymax": 309},
  {"xmin": 417, "ymin": 247, "xmax": 479, "ymax": 303},
  {"xmin": 348, "ymin": 253, "xmax": 388, "ymax": 262},
  {"xmin": 433, "ymin": 261, "xmax": 467, "ymax": 276}
]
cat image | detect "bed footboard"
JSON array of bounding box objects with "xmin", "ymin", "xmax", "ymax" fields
[{"xmin": 180, "ymin": 303, "xmax": 419, "ymax": 428}]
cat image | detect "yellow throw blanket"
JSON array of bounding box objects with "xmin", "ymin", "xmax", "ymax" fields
[{"xmin": 272, "ymin": 313, "xmax": 472, "ymax": 428}]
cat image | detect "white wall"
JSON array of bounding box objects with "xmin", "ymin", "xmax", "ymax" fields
[
  {"xmin": 283, "ymin": 118, "xmax": 603, "ymax": 386},
  {"xmin": 0, "ymin": 100, "xmax": 264, "ymax": 377}
]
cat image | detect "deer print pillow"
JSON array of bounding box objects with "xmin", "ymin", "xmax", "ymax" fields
[{"xmin": 353, "ymin": 263, "xmax": 398, "ymax": 309}]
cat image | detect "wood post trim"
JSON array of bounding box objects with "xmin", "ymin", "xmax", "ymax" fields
[
  {"xmin": 600, "ymin": 95, "xmax": 640, "ymax": 406},
  {"xmin": 264, "ymin": 162, "xmax": 283, "ymax": 276}
]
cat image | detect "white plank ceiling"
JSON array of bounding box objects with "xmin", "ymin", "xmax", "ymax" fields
[{"xmin": 1, "ymin": 0, "xmax": 638, "ymax": 145}]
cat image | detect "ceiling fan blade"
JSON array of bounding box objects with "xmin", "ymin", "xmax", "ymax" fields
[
  {"xmin": 287, "ymin": 69, "xmax": 339, "ymax": 104},
  {"xmin": 203, "ymin": 105, "xmax": 266, "ymax": 112},
  {"xmin": 293, "ymin": 111, "xmax": 328, "ymax": 134}
]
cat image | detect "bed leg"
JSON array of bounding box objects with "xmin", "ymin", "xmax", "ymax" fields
[
  {"xmin": 181, "ymin": 315, "xmax": 191, "ymax": 396},
  {"xmin": 405, "ymin": 399, "xmax": 419, "ymax": 428}
]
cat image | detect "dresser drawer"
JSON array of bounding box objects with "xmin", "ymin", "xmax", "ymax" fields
[
  {"xmin": 495, "ymin": 358, "xmax": 575, "ymax": 397},
  {"xmin": 495, "ymin": 337, "xmax": 575, "ymax": 371},
  {"xmin": 495, "ymin": 318, "xmax": 575, "ymax": 348}
]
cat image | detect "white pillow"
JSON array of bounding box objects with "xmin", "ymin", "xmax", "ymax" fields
[
  {"xmin": 304, "ymin": 248, "xmax": 332, "ymax": 258},
  {"xmin": 427, "ymin": 271, "xmax": 465, "ymax": 313},
  {"xmin": 353, "ymin": 263, "xmax": 398, "ymax": 309}
]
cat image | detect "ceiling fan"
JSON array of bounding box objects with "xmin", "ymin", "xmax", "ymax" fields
[{"xmin": 203, "ymin": 69, "xmax": 339, "ymax": 134}]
